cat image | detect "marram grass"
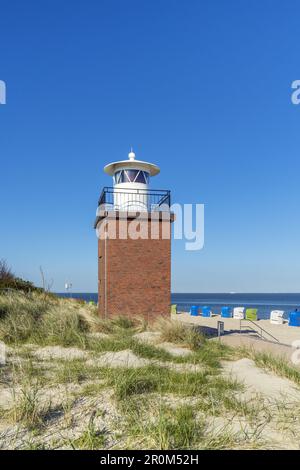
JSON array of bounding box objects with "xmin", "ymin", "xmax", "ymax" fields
[{"xmin": 2, "ymin": 290, "xmax": 298, "ymax": 450}]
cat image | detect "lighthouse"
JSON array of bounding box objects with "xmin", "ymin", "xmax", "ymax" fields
[{"xmin": 94, "ymin": 149, "xmax": 173, "ymax": 320}]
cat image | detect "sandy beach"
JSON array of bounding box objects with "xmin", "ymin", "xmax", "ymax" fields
[{"xmin": 174, "ymin": 312, "xmax": 300, "ymax": 347}]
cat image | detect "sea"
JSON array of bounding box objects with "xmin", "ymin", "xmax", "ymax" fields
[{"xmin": 56, "ymin": 293, "xmax": 300, "ymax": 320}]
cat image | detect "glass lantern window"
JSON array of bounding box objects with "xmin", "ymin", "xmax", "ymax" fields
[
  {"xmin": 125, "ymin": 169, "xmax": 139, "ymax": 182},
  {"xmin": 135, "ymin": 171, "xmax": 149, "ymax": 183},
  {"xmin": 114, "ymin": 171, "xmax": 121, "ymax": 184},
  {"xmin": 114, "ymin": 169, "xmax": 150, "ymax": 184}
]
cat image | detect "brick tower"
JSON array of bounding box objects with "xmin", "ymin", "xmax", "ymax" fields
[{"xmin": 94, "ymin": 150, "xmax": 173, "ymax": 320}]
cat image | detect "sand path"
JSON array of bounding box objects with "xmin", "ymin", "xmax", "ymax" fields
[{"xmin": 222, "ymin": 358, "xmax": 300, "ymax": 402}]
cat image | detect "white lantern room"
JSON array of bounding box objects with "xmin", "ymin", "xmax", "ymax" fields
[{"xmin": 103, "ymin": 149, "xmax": 160, "ymax": 212}]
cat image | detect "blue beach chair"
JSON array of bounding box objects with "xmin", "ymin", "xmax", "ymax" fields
[
  {"xmin": 202, "ymin": 306, "xmax": 212, "ymax": 317},
  {"xmin": 190, "ymin": 305, "xmax": 199, "ymax": 316},
  {"xmin": 221, "ymin": 306, "xmax": 232, "ymax": 318},
  {"xmin": 289, "ymin": 310, "xmax": 300, "ymax": 327}
]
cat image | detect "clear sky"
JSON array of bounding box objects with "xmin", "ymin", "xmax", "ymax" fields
[{"xmin": 1, "ymin": 0, "xmax": 300, "ymax": 293}]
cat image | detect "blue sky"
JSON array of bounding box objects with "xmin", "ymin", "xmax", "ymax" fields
[{"xmin": 1, "ymin": 0, "xmax": 300, "ymax": 292}]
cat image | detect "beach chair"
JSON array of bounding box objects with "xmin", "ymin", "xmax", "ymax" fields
[
  {"xmin": 233, "ymin": 307, "xmax": 245, "ymax": 319},
  {"xmin": 190, "ymin": 305, "xmax": 199, "ymax": 316},
  {"xmin": 245, "ymin": 308, "xmax": 258, "ymax": 321},
  {"xmin": 270, "ymin": 310, "xmax": 284, "ymax": 325},
  {"xmin": 202, "ymin": 306, "xmax": 212, "ymax": 317},
  {"xmin": 171, "ymin": 304, "xmax": 177, "ymax": 314},
  {"xmin": 289, "ymin": 311, "xmax": 300, "ymax": 327},
  {"xmin": 221, "ymin": 306, "xmax": 232, "ymax": 318}
]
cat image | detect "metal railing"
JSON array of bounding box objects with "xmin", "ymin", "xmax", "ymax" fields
[
  {"xmin": 239, "ymin": 319, "xmax": 280, "ymax": 343},
  {"xmin": 97, "ymin": 186, "xmax": 171, "ymax": 211}
]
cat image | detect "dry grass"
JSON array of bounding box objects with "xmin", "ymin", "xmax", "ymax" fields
[
  {"xmin": 237, "ymin": 347, "xmax": 300, "ymax": 386},
  {"xmin": 153, "ymin": 317, "xmax": 204, "ymax": 349},
  {"xmin": 0, "ymin": 292, "xmax": 94, "ymax": 346},
  {"xmin": 2, "ymin": 292, "xmax": 300, "ymax": 450},
  {"xmin": 71, "ymin": 411, "xmax": 107, "ymax": 449},
  {"xmin": 125, "ymin": 403, "xmax": 205, "ymax": 450}
]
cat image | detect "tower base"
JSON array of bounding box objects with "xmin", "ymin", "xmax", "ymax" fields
[{"xmin": 96, "ymin": 211, "xmax": 173, "ymax": 321}]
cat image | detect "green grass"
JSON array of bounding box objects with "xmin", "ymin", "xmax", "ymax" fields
[
  {"xmin": 106, "ymin": 365, "xmax": 241, "ymax": 404},
  {"xmin": 112, "ymin": 368, "xmax": 160, "ymax": 400},
  {"xmin": 111, "ymin": 316, "xmax": 135, "ymax": 330},
  {"xmin": 238, "ymin": 348, "xmax": 300, "ymax": 386},
  {"xmin": 199, "ymin": 431, "xmax": 261, "ymax": 450},
  {"xmin": 34, "ymin": 359, "xmax": 244, "ymax": 418},
  {"xmin": 5, "ymin": 377, "xmax": 77, "ymax": 434},
  {"xmin": 143, "ymin": 404, "xmax": 205, "ymax": 450},
  {"xmin": 53, "ymin": 359, "xmax": 101, "ymax": 385},
  {"xmin": 0, "ymin": 292, "xmax": 50, "ymax": 343},
  {"xmin": 154, "ymin": 317, "xmax": 204, "ymax": 349},
  {"xmin": 12, "ymin": 359, "xmax": 49, "ymax": 386},
  {"xmin": 0, "ymin": 291, "xmax": 92, "ymax": 347},
  {"xmin": 0, "ymin": 291, "xmax": 233, "ymax": 370},
  {"xmin": 86, "ymin": 335, "xmax": 132, "ymax": 353},
  {"xmin": 114, "ymin": 394, "xmax": 196, "ymax": 449},
  {"xmin": 3, "ymin": 291, "xmax": 291, "ymax": 450},
  {"xmin": 117, "ymin": 394, "xmax": 263, "ymax": 450},
  {"xmin": 54, "ymin": 360, "xmax": 93, "ymax": 384},
  {"xmin": 22, "ymin": 439, "xmax": 49, "ymax": 450},
  {"xmin": 9, "ymin": 383, "xmax": 43, "ymax": 430},
  {"xmin": 71, "ymin": 412, "xmax": 108, "ymax": 450},
  {"xmin": 254, "ymin": 352, "xmax": 300, "ymax": 385},
  {"xmin": 130, "ymin": 340, "xmax": 174, "ymax": 361},
  {"xmin": 87, "ymin": 325, "xmax": 232, "ymax": 370},
  {"xmin": 72, "ymin": 425, "xmax": 107, "ymax": 450}
]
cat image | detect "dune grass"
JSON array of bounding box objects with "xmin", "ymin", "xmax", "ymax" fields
[
  {"xmin": 237, "ymin": 347, "xmax": 300, "ymax": 386},
  {"xmin": 153, "ymin": 317, "xmax": 204, "ymax": 349},
  {"xmin": 105, "ymin": 365, "xmax": 242, "ymax": 412},
  {"xmin": 0, "ymin": 291, "xmax": 50, "ymax": 343},
  {"xmin": 115, "ymin": 390, "xmax": 263, "ymax": 450},
  {"xmin": 253, "ymin": 352, "xmax": 300, "ymax": 386},
  {"xmin": 2, "ymin": 290, "xmax": 290, "ymax": 450},
  {"xmin": 0, "ymin": 292, "xmax": 146, "ymax": 349},
  {"xmin": 125, "ymin": 403, "xmax": 205, "ymax": 450},
  {"xmin": 8, "ymin": 382, "xmax": 52, "ymax": 431},
  {"xmin": 0, "ymin": 291, "xmax": 92, "ymax": 347},
  {"xmin": 152, "ymin": 405, "xmax": 203, "ymax": 449},
  {"xmin": 72, "ymin": 423, "xmax": 107, "ymax": 450},
  {"xmin": 71, "ymin": 411, "xmax": 108, "ymax": 450},
  {"xmin": 0, "ymin": 291, "xmax": 234, "ymax": 368}
]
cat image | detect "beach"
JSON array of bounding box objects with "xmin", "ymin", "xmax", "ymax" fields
[
  {"xmin": 174, "ymin": 312, "xmax": 300, "ymax": 347},
  {"xmin": 58, "ymin": 293, "xmax": 300, "ymax": 321}
]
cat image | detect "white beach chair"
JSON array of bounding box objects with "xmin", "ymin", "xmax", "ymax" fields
[
  {"xmin": 270, "ymin": 310, "xmax": 284, "ymax": 325},
  {"xmin": 233, "ymin": 307, "xmax": 245, "ymax": 319}
]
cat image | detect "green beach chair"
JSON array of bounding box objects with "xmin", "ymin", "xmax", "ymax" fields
[
  {"xmin": 171, "ymin": 304, "xmax": 178, "ymax": 314},
  {"xmin": 245, "ymin": 308, "xmax": 258, "ymax": 321}
]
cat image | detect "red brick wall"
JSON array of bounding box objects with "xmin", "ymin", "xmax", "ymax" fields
[{"xmin": 97, "ymin": 214, "xmax": 172, "ymax": 320}]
